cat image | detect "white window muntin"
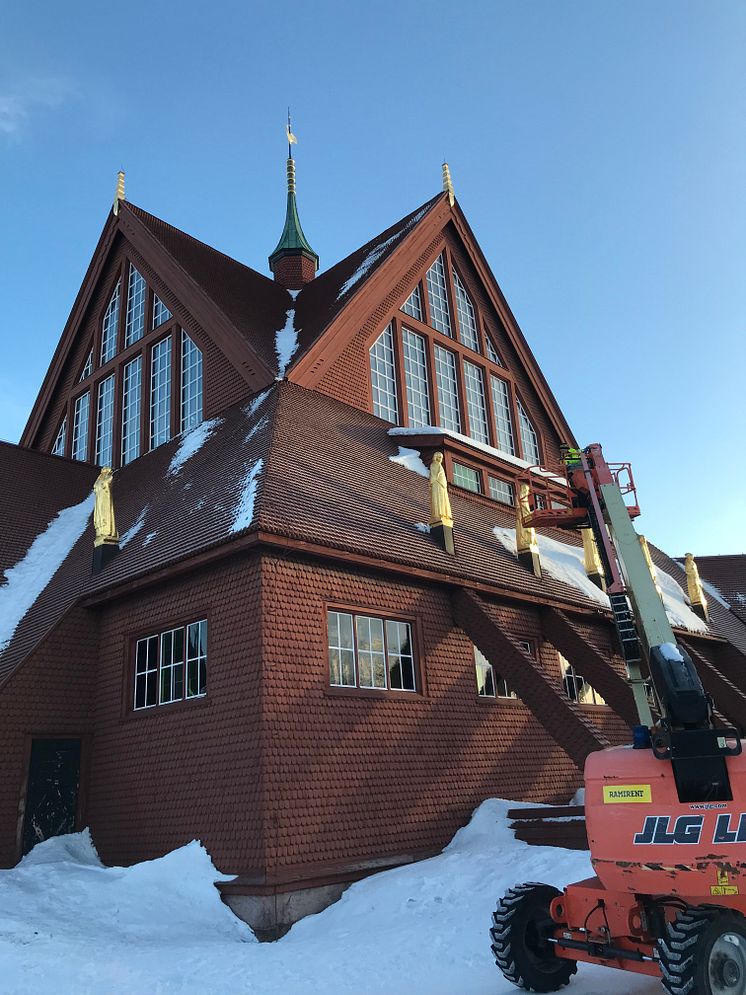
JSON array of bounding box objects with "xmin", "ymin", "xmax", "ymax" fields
[
  {"xmin": 402, "ymin": 327, "xmax": 431, "ymax": 428},
  {"xmin": 369, "ymin": 323, "xmax": 399, "ymax": 424},
  {"xmin": 559, "ymin": 652, "xmax": 606, "ymax": 706},
  {"xmin": 153, "ymin": 295, "xmax": 172, "ymax": 329},
  {"xmin": 452, "ymin": 269, "xmax": 480, "ymax": 352},
  {"xmin": 80, "ymin": 350, "xmax": 93, "ymax": 382},
  {"xmin": 474, "ymin": 647, "xmax": 496, "ymax": 697},
  {"xmin": 355, "ymin": 615, "xmax": 387, "ymax": 689},
  {"xmin": 462, "ymin": 360, "xmax": 490, "ymax": 445},
  {"xmin": 433, "ymin": 345, "xmax": 461, "ymax": 433},
  {"xmin": 517, "ymin": 398, "xmax": 541, "ymax": 464},
  {"xmin": 453, "ymin": 462, "xmax": 481, "ymax": 493},
  {"xmin": 488, "ymin": 476, "xmax": 514, "ymax": 505},
  {"xmin": 71, "ymin": 392, "xmax": 90, "ymax": 461},
  {"xmin": 52, "ymin": 417, "xmax": 66, "ymax": 456},
  {"xmin": 328, "ymin": 610, "xmax": 415, "ymax": 692},
  {"xmin": 490, "ymin": 375, "xmax": 516, "ymax": 455},
  {"xmin": 425, "ymin": 254, "xmax": 452, "ymax": 336},
  {"xmin": 485, "ymin": 335, "xmax": 503, "ymax": 366},
  {"xmin": 150, "ymin": 335, "xmax": 172, "ymax": 449},
  {"xmin": 186, "ymin": 620, "xmax": 208, "ymax": 698},
  {"xmin": 134, "ymin": 635, "xmax": 158, "ymax": 710},
  {"xmin": 401, "ymin": 285, "xmax": 423, "ymax": 321},
  {"xmin": 160, "ymin": 627, "xmax": 185, "ymax": 705},
  {"xmin": 124, "ymin": 264, "xmax": 147, "ymax": 348},
  {"xmin": 100, "ymin": 281, "xmax": 121, "ymax": 365},
  {"xmin": 328, "ymin": 610, "xmax": 357, "ymax": 687},
  {"xmin": 121, "ymin": 356, "xmax": 142, "ymax": 465},
  {"xmin": 180, "ymin": 330, "xmax": 203, "ymax": 433},
  {"xmin": 95, "ymin": 374, "xmax": 115, "ymax": 466},
  {"xmin": 134, "ymin": 621, "xmax": 207, "ymax": 711}
]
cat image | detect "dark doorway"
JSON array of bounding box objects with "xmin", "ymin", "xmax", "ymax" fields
[{"xmin": 22, "ymin": 738, "xmax": 81, "ymax": 856}]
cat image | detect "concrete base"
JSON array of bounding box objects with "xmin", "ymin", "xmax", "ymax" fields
[
  {"xmin": 223, "ymin": 882, "xmax": 349, "ymax": 941},
  {"xmin": 431, "ymin": 523, "xmax": 455, "ymax": 555},
  {"xmin": 691, "ymin": 602, "xmax": 709, "ymax": 624},
  {"xmin": 92, "ymin": 541, "xmax": 119, "ymax": 573}
]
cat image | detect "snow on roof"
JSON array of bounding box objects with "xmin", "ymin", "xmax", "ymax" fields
[
  {"xmin": 119, "ymin": 506, "xmax": 148, "ymax": 548},
  {"xmin": 494, "ymin": 525, "xmax": 709, "ymax": 634},
  {"xmin": 168, "ymin": 417, "xmax": 223, "ymax": 476},
  {"xmin": 388, "ymin": 446, "xmax": 430, "ymax": 478},
  {"xmin": 0, "ymin": 493, "xmax": 94, "ymax": 653},
  {"xmin": 230, "ymin": 459, "xmax": 264, "ymax": 534},
  {"xmin": 275, "ymin": 305, "xmax": 299, "ymax": 379}
]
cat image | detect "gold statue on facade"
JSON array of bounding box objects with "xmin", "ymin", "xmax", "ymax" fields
[
  {"xmin": 516, "ymin": 483, "xmax": 539, "ymax": 555},
  {"xmin": 93, "ymin": 467, "xmax": 119, "ymax": 546},
  {"xmin": 429, "ymin": 452, "xmax": 453, "ymax": 527},
  {"xmin": 581, "ymin": 527, "xmax": 606, "ymax": 591},
  {"xmin": 639, "ymin": 535, "xmax": 663, "ymax": 598},
  {"xmin": 685, "ymin": 552, "xmax": 709, "ymax": 621}
]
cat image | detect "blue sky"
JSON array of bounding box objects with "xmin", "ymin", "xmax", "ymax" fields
[{"xmin": 1, "ymin": 1, "xmax": 743, "ymax": 555}]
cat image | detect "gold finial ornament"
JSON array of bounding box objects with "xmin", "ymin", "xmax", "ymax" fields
[
  {"xmin": 286, "ymin": 157, "xmax": 296, "ymax": 195},
  {"xmin": 581, "ymin": 527, "xmax": 606, "ymax": 591},
  {"xmin": 516, "ymin": 483, "xmax": 542, "ymax": 578},
  {"xmin": 639, "ymin": 535, "xmax": 663, "ymax": 598},
  {"xmin": 429, "ymin": 452, "xmax": 453, "ymax": 527},
  {"xmin": 442, "ymin": 162, "xmax": 455, "ymax": 207},
  {"xmin": 93, "ymin": 467, "xmax": 119, "ymax": 547},
  {"xmin": 685, "ymin": 552, "xmax": 709, "ymax": 622},
  {"xmin": 113, "ymin": 170, "xmax": 126, "ymax": 215}
]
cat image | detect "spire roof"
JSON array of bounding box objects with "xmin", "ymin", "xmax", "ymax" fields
[{"xmin": 269, "ymin": 157, "xmax": 319, "ymax": 270}]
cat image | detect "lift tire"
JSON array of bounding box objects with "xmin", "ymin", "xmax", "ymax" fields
[
  {"xmin": 657, "ymin": 907, "xmax": 746, "ymax": 995},
  {"xmin": 490, "ymin": 882, "xmax": 577, "ymax": 992}
]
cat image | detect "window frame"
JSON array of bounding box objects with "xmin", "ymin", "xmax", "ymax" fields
[
  {"xmin": 558, "ymin": 652, "xmax": 607, "ymax": 708},
  {"xmin": 129, "ymin": 614, "xmax": 209, "ymax": 715},
  {"xmin": 324, "ymin": 602, "xmax": 426, "ymax": 699}
]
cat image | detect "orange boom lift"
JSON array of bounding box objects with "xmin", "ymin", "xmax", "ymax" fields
[{"xmin": 491, "ymin": 444, "xmax": 746, "ymax": 995}]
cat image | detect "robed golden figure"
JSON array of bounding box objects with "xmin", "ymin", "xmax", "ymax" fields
[{"xmin": 93, "ymin": 467, "xmax": 119, "ymax": 546}]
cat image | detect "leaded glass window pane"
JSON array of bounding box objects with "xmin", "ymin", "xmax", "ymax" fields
[
  {"xmin": 328, "ymin": 611, "xmax": 356, "ymax": 687},
  {"xmin": 121, "ymin": 356, "xmax": 142, "ymax": 465},
  {"xmin": 100, "ymin": 281, "xmax": 121, "ymax": 365},
  {"xmin": 186, "ymin": 620, "xmax": 208, "ymax": 698},
  {"xmin": 453, "ymin": 463, "xmax": 481, "ymax": 493},
  {"xmin": 463, "ymin": 361, "xmax": 489, "ymax": 445},
  {"xmin": 402, "ymin": 328, "xmax": 430, "ymax": 427},
  {"xmin": 71, "ymin": 393, "xmax": 90, "ymax": 461},
  {"xmin": 488, "ymin": 476, "xmax": 514, "ymax": 505},
  {"xmin": 150, "ymin": 336, "xmax": 172, "ymax": 449},
  {"xmin": 124, "ymin": 264, "xmax": 146, "ymax": 347},
  {"xmin": 486, "ymin": 335, "xmax": 502, "ymax": 366},
  {"xmin": 95, "ymin": 374, "xmax": 115, "ymax": 466},
  {"xmin": 369, "ymin": 323, "xmax": 398, "ymax": 424},
  {"xmin": 452, "ymin": 269, "xmax": 480, "ymax": 351},
  {"xmin": 153, "ymin": 295, "xmax": 172, "ymax": 328},
  {"xmin": 490, "ymin": 375, "xmax": 516, "ymax": 455},
  {"xmin": 80, "ymin": 350, "xmax": 93, "ymax": 382},
  {"xmin": 434, "ymin": 345, "xmax": 461, "ymax": 433},
  {"xmin": 401, "ymin": 285, "xmax": 423, "ymax": 321},
  {"xmin": 517, "ymin": 399, "xmax": 541, "ymax": 464},
  {"xmin": 356, "ymin": 615, "xmax": 386, "ymax": 689},
  {"xmin": 52, "ymin": 417, "xmax": 66, "ymax": 456},
  {"xmin": 134, "ymin": 635, "xmax": 158, "ymax": 709},
  {"xmin": 386, "ymin": 620, "xmax": 415, "ymax": 691},
  {"xmin": 180, "ymin": 330, "xmax": 203, "ymax": 432},
  {"xmin": 425, "ymin": 254, "xmax": 451, "ymax": 336}
]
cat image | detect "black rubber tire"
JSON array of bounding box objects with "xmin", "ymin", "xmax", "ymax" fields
[
  {"xmin": 490, "ymin": 882, "xmax": 577, "ymax": 992},
  {"xmin": 658, "ymin": 907, "xmax": 746, "ymax": 995}
]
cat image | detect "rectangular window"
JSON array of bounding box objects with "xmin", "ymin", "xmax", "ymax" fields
[
  {"xmin": 328, "ymin": 610, "xmax": 416, "ymax": 692},
  {"xmin": 425, "ymin": 254, "xmax": 452, "ymax": 336},
  {"xmin": 452, "ymin": 269, "xmax": 480, "ymax": 352},
  {"xmin": 52, "ymin": 417, "xmax": 66, "ymax": 456},
  {"xmin": 559, "ymin": 652, "xmax": 606, "ymax": 706},
  {"xmin": 369, "ymin": 323, "xmax": 399, "ymax": 424},
  {"xmin": 474, "ymin": 646, "xmax": 519, "ymax": 699},
  {"xmin": 490, "ymin": 375, "xmax": 516, "ymax": 455},
  {"xmin": 150, "ymin": 336, "xmax": 172, "ymax": 449},
  {"xmin": 124, "ymin": 264, "xmax": 146, "ymax": 347},
  {"xmin": 434, "ymin": 345, "xmax": 461, "ymax": 433},
  {"xmin": 153, "ymin": 295, "xmax": 172, "ymax": 328},
  {"xmin": 463, "ymin": 361, "xmax": 490, "ymax": 444},
  {"xmin": 401, "ymin": 285, "xmax": 423, "ymax": 321},
  {"xmin": 100, "ymin": 281, "xmax": 121, "ymax": 365},
  {"xmin": 134, "ymin": 635, "xmax": 158, "ymax": 709},
  {"xmin": 133, "ymin": 620, "xmax": 207, "ymax": 711},
  {"xmin": 402, "ymin": 328, "xmax": 431, "ymax": 427},
  {"xmin": 180, "ymin": 330, "xmax": 203, "ymax": 432},
  {"xmin": 71, "ymin": 393, "xmax": 90, "ymax": 461},
  {"xmin": 121, "ymin": 356, "xmax": 142, "ymax": 465},
  {"xmin": 518, "ymin": 399, "xmax": 541, "ymax": 464},
  {"xmin": 95, "ymin": 374, "xmax": 115, "ymax": 466},
  {"xmin": 453, "ymin": 462, "xmax": 482, "ymax": 493},
  {"xmin": 488, "ymin": 476, "xmax": 515, "ymax": 505}
]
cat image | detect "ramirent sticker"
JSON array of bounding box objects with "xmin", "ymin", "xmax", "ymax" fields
[{"xmin": 603, "ymin": 785, "xmax": 652, "ymax": 804}]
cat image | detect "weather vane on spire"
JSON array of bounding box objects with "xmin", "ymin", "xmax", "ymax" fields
[{"xmin": 286, "ymin": 108, "xmax": 298, "ymax": 159}]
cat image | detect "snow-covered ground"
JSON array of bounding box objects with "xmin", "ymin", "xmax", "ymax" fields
[{"xmin": 0, "ymin": 800, "xmax": 662, "ymax": 995}]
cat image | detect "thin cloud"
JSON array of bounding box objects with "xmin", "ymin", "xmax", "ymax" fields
[{"xmin": 0, "ymin": 77, "xmax": 76, "ymax": 141}]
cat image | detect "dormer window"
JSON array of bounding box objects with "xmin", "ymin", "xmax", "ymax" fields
[
  {"xmin": 370, "ymin": 323, "xmax": 398, "ymax": 423},
  {"xmin": 180, "ymin": 331, "xmax": 203, "ymax": 432},
  {"xmin": 80, "ymin": 350, "xmax": 93, "ymax": 382},
  {"xmin": 462, "ymin": 361, "xmax": 489, "ymax": 444},
  {"xmin": 490, "ymin": 375, "xmax": 516, "ymax": 455},
  {"xmin": 425, "ymin": 254, "xmax": 452, "ymax": 336},
  {"xmin": 51, "ymin": 417, "xmax": 66, "ymax": 456},
  {"xmin": 153, "ymin": 295, "xmax": 172, "ymax": 328},
  {"xmin": 517, "ymin": 399, "xmax": 541, "ymax": 464},
  {"xmin": 401, "ymin": 285, "xmax": 423, "ymax": 322},
  {"xmin": 434, "ymin": 346, "xmax": 461, "ymax": 433},
  {"xmin": 71, "ymin": 393, "xmax": 90, "ymax": 461},
  {"xmin": 124, "ymin": 265, "xmax": 146, "ymax": 347},
  {"xmin": 452, "ymin": 269, "xmax": 480, "ymax": 352},
  {"xmin": 100, "ymin": 281, "xmax": 121, "ymax": 365},
  {"xmin": 402, "ymin": 329, "xmax": 430, "ymax": 427},
  {"xmin": 95, "ymin": 374, "xmax": 115, "ymax": 466}
]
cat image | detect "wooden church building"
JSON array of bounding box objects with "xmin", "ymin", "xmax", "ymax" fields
[{"xmin": 2, "ymin": 156, "xmax": 746, "ymax": 936}]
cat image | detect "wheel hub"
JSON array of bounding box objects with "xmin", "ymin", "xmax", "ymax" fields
[{"xmin": 709, "ymin": 933, "xmax": 746, "ymax": 993}]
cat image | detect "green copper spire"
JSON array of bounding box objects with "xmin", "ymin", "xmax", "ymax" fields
[{"xmin": 268, "ymin": 157, "xmax": 319, "ymax": 271}]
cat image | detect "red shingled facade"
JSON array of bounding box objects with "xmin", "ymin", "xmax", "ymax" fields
[{"xmin": 3, "ymin": 182, "xmax": 746, "ymax": 935}]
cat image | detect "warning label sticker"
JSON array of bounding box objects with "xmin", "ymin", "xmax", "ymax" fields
[{"xmin": 603, "ymin": 785, "xmax": 652, "ymax": 804}]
